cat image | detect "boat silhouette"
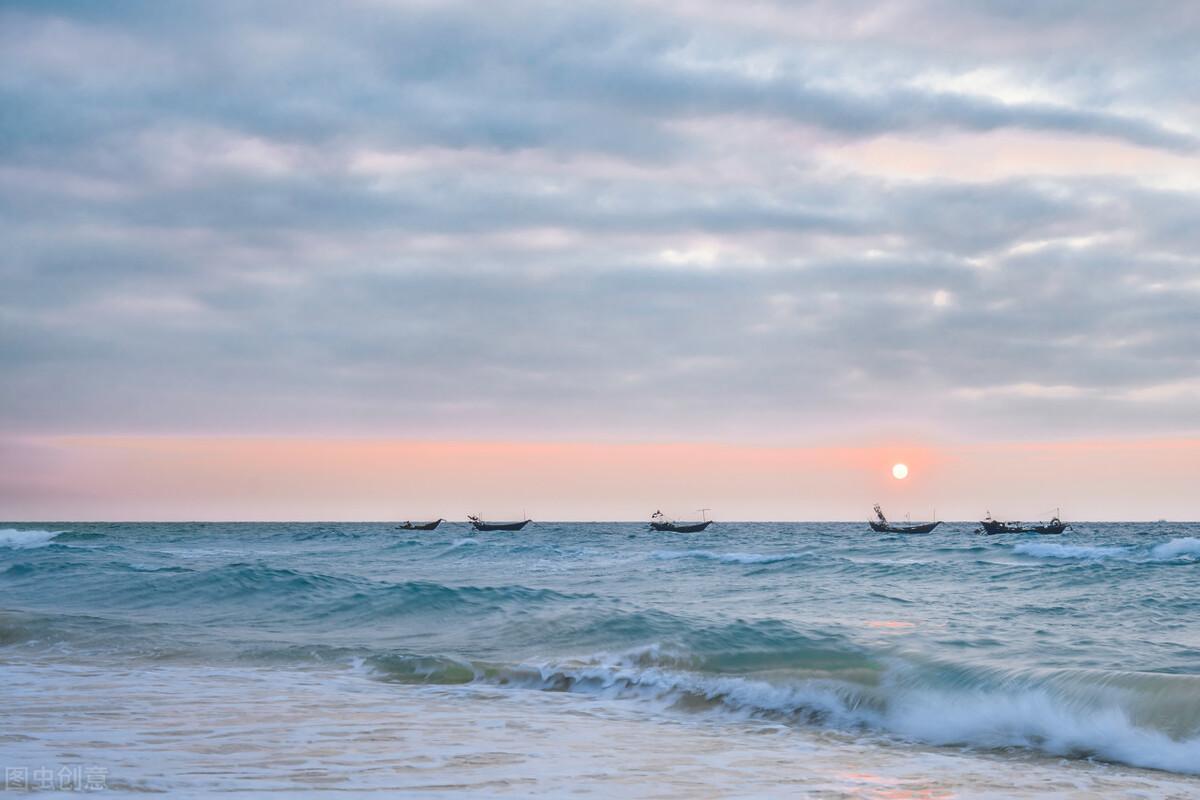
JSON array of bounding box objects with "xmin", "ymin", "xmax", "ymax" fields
[
  {"xmin": 649, "ymin": 510, "xmax": 714, "ymax": 533},
  {"xmin": 468, "ymin": 515, "xmax": 531, "ymax": 532},
  {"xmin": 978, "ymin": 511, "xmax": 1069, "ymax": 535},
  {"xmin": 397, "ymin": 519, "xmax": 444, "ymax": 531},
  {"xmin": 868, "ymin": 504, "xmax": 942, "ymax": 534}
]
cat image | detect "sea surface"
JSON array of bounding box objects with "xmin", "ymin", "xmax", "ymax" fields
[{"xmin": 2, "ymin": 522, "xmax": 1199, "ymax": 797}]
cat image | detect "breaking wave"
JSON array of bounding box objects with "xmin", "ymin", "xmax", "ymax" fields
[
  {"xmin": 364, "ymin": 645, "xmax": 1200, "ymax": 775},
  {"xmin": 1014, "ymin": 538, "xmax": 1200, "ymax": 563},
  {"xmin": 0, "ymin": 529, "xmax": 66, "ymax": 549},
  {"xmin": 1150, "ymin": 537, "xmax": 1200, "ymax": 560},
  {"xmin": 1013, "ymin": 542, "xmax": 1130, "ymax": 560}
]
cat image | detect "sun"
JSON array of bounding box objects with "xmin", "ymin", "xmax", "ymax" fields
[{"xmin": 892, "ymin": 463, "xmax": 909, "ymax": 480}]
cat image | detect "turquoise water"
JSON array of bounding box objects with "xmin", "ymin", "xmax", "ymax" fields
[{"xmin": 2, "ymin": 522, "xmax": 1199, "ymax": 794}]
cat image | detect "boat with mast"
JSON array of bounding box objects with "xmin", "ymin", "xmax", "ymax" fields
[
  {"xmin": 397, "ymin": 519, "xmax": 444, "ymax": 531},
  {"xmin": 977, "ymin": 510, "xmax": 1069, "ymax": 535},
  {"xmin": 467, "ymin": 515, "xmax": 532, "ymax": 532},
  {"xmin": 868, "ymin": 504, "xmax": 942, "ymax": 534},
  {"xmin": 649, "ymin": 509, "xmax": 714, "ymax": 533}
]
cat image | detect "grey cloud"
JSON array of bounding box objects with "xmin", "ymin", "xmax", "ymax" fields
[
  {"xmin": 2, "ymin": 0, "xmax": 1196, "ymax": 166},
  {"xmin": 1, "ymin": 1, "xmax": 1198, "ymax": 443},
  {"xmin": 4, "ymin": 223, "xmax": 1197, "ymax": 440}
]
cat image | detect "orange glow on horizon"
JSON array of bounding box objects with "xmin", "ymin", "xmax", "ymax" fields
[{"xmin": 2, "ymin": 435, "xmax": 1196, "ymax": 521}]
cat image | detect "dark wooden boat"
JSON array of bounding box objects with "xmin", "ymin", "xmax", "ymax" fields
[
  {"xmin": 978, "ymin": 513, "xmax": 1068, "ymax": 535},
  {"xmin": 398, "ymin": 519, "xmax": 443, "ymax": 531},
  {"xmin": 869, "ymin": 504, "xmax": 942, "ymax": 534},
  {"xmin": 650, "ymin": 520, "xmax": 714, "ymax": 533},
  {"xmin": 868, "ymin": 519, "xmax": 942, "ymax": 534},
  {"xmin": 468, "ymin": 516, "xmax": 531, "ymax": 532},
  {"xmin": 649, "ymin": 510, "xmax": 713, "ymax": 533}
]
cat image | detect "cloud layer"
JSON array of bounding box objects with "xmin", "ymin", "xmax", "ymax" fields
[{"xmin": 2, "ymin": 0, "xmax": 1199, "ymax": 443}]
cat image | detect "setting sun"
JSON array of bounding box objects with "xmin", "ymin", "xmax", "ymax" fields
[{"xmin": 892, "ymin": 463, "xmax": 909, "ymax": 480}]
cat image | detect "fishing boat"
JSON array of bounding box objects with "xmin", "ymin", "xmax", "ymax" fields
[
  {"xmin": 649, "ymin": 510, "xmax": 714, "ymax": 533},
  {"xmin": 397, "ymin": 519, "xmax": 443, "ymax": 531},
  {"xmin": 868, "ymin": 504, "xmax": 942, "ymax": 534},
  {"xmin": 467, "ymin": 515, "xmax": 531, "ymax": 532},
  {"xmin": 978, "ymin": 511, "xmax": 1069, "ymax": 535}
]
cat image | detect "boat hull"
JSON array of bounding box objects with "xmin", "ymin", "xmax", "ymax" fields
[
  {"xmin": 869, "ymin": 520, "xmax": 942, "ymax": 534},
  {"xmin": 979, "ymin": 520, "xmax": 1068, "ymax": 535},
  {"xmin": 399, "ymin": 520, "xmax": 442, "ymax": 531},
  {"xmin": 470, "ymin": 520, "xmax": 531, "ymax": 532},
  {"xmin": 650, "ymin": 521, "xmax": 713, "ymax": 533}
]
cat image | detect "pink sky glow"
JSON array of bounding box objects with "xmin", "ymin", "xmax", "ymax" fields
[{"xmin": 3, "ymin": 435, "xmax": 1194, "ymax": 522}]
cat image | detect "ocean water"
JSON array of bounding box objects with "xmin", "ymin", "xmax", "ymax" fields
[{"xmin": 2, "ymin": 521, "xmax": 1199, "ymax": 797}]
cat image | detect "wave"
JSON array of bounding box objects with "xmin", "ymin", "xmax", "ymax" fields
[
  {"xmin": 320, "ymin": 580, "xmax": 592, "ymax": 621},
  {"xmin": 1151, "ymin": 537, "xmax": 1200, "ymax": 560},
  {"xmin": 435, "ymin": 538, "xmax": 481, "ymax": 556},
  {"xmin": 0, "ymin": 529, "xmax": 66, "ymax": 549},
  {"xmin": 1013, "ymin": 542, "xmax": 1130, "ymax": 560},
  {"xmin": 1014, "ymin": 538, "xmax": 1200, "ymax": 563},
  {"xmin": 3, "ymin": 556, "xmax": 595, "ymax": 624},
  {"xmin": 365, "ymin": 652, "xmax": 481, "ymax": 684},
  {"xmin": 0, "ymin": 608, "xmax": 193, "ymax": 659},
  {"xmin": 4, "ymin": 560, "xmax": 91, "ymax": 577},
  {"xmin": 884, "ymin": 676, "xmax": 1200, "ymax": 775},
  {"xmin": 50, "ymin": 531, "xmax": 108, "ymax": 542},
  {"xmin": 289, "ymin": 526, "xmax": 367, "ymax": 541},
  {"xmin": 364, "ymin": 646, "xmax": 1200, "ymax": 775},
  {"xmin": 653, "ymin": 549, "xmax": 807, "ymax": 565},
  {"xmin": 386, "ymin": 538, "xmax": 423, "ymax": 549}
]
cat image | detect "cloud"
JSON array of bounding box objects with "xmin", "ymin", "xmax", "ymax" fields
[{"xmin": 1, "ymin": 0, "xmax": 1198, "ymax": 444}]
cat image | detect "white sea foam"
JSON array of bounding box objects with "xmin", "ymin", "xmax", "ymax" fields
[
  {"xmin": 888, "ymin": 685, "xmax": 1200, "ymax": 776},
  {"xmin": 1013, "ymin": 538, "xmax": 1200, "ymax": 563},
  {"xmin": 13, "ymin": 659, "xmax": 1198, "ymax": 799},
  {"xmin": 653, "ymin": 549, "xmax": 805, "ymax": 565},
  {"xmin": 1150, "ymin": 537, "xmax": 1200, "ymax": 560},
  {"xmin": 504, "ymin": 651, "xmax": 1200, "ymax": 776},
  {"xmin": 1013, "ymin": 542, "xmax": 1129, "ymax": 560},
  {"xmin": 515, "ymin": 655, "xmax": 867, "ymax": 728},
  {"xmin": 0, "ymin": 529, "xmax": 62, "ymax": 549}
]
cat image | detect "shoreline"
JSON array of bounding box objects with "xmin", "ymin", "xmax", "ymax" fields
[{"xmin": 5, "ymin": 659, "xmax": 1200, "ymax": 798}]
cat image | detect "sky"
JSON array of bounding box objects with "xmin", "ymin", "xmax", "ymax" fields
[{"xmin": 2, "ymin": 0, "xmax": 1198, "ymax": 520}]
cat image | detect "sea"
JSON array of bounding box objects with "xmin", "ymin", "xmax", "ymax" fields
[{"xmin": 2, "ymin": 522, "xmax": 1199, "ymax": 798}]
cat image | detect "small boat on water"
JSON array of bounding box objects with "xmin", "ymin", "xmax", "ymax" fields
[
  {"xmin": 649, "ymin": 510, "xmax": 713, "ymax": 533},
  {"xmin": 468, "ymin": 515, "xmax": 531, "ymax": 532},
  {"xmin": 869, "ymin": 504, "xmax": 942, "ymax": 534},
  {"xmin": 397, "ymin": 519, "xmax": 443, "ymax": 531},
  {"xmin": 977, "ymin": 511, "xmax": 1069, "ymax": 535}
]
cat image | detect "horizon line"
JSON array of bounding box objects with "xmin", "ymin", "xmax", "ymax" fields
[{"xmin": 3, "ymin": 519, "xmax": 1192, "ymax": 525}]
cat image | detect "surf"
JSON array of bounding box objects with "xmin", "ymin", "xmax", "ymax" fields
[
  {"xmin": 0, "ymin": 528, "xmax": 67, "ymax": 549},
  {"xmin": 4, "ymin": 521, "xmax": 1200, "ymax": 781},
  {"xmin": 363, "ymin": 645, "xmax": 1200, "ymax": 775}
]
